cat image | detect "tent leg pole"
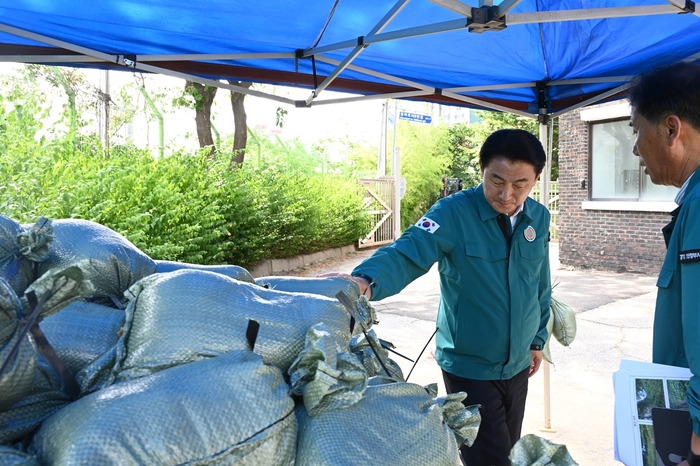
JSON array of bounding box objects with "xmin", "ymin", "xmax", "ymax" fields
[
  {"xmin": 538, "ymin": 122, "xmax": 550, "ymax": 206},
  {"xmin": 540, "ymin": 360, "xmax": 556, "ymax": 433},
  {"xmin": 537, "ymin": 121, "xmax": 555, "ymax": 433}
]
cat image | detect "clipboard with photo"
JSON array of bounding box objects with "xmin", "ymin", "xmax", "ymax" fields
[{"xmin": 614, "ymin": 360, "xmax": 692, "ymax": 466}]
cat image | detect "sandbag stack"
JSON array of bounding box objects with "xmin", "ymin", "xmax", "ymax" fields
[
  {"xmin": 0, "ymin": 216, "xmax": 159, "ymax": 446},
  {"xmin": 0, "ymin": 215, "xmax": 482, "ymax": 465}
]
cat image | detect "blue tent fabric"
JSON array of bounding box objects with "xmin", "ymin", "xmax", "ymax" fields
[{"xmin": 1, "ymin": 0, "xmax": 700, "ymax": 116}]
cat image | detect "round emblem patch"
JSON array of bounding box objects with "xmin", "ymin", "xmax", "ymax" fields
[{"xmin": 524, "ymin": 225, "xmax": 536, "ymax": 242}]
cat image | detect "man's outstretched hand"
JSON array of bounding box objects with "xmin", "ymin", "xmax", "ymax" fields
[{"xmin": 317, "ymin": 272, "xmax": 372, "ymax": 299}]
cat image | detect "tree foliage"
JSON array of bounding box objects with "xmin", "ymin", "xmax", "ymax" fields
[
  {"xmin": 443, "ymin": 110, "xmax": 559, "ymax": 186},
  {"xmin": 1, "ymin": 65, "xmax": 562, "ymax": 255},
  {"xmin": 0, "ymin": 74, "xmax": 370, "ymax": 268},
  {"xmin": 391, "ymin": 121, "xmax": 450, "ymax": 229}
]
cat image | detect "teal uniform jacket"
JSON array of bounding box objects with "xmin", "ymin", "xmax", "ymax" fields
[
  {"xmin": 353, "ymin": 184, "xmax": 551, "ymax": 381},
  {"xmin": 653, "ymin": 166, "xmax": 700, "ymax": 435}
]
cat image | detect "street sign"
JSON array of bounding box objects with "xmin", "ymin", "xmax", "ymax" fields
[{"xmin": 398, "ymin": 111, "xmax": 432, "ymax": 124}]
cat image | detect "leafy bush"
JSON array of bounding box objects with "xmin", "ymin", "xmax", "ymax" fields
[
  {"xmin": 0, "ymin": 91, "xmax": 370, "ymax": 269},
  {"xmin": 392, "ymin": 122, "xmax": 451, "ymax": 229}
]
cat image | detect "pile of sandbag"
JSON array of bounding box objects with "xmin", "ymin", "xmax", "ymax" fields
[
  {"xmin": 0, "ymin": 215, "xmax": 156, "ymax": 445},
  {"xmin": 0, "ymin": 215, "xmax": 481, "ymax": 465}
]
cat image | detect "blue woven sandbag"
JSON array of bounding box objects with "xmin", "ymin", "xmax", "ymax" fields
[
  {"xmin": 31, "ymin": 350, "xmax": 297, "ymax": 466},
  {"xmin": 40, "ymin": 300, "xmax": 124, "ymax": 376},
  {"xmin": 255, "ymin": 275, "xmax": 360, "ymax": 301},
  {"xmin": 0, "ymin": 445, "xmax": 40, "ymax": 465},
  {"xmin": 155, "ymin": 259, "xmax": 255, "ymax": 283},
  {"xmin": 112, "ymin": 269, "xmax": 365, "ymax": 381},
  {"xmin": 36, "ymin": 218, "xmax": 156, "ymax": 305}
]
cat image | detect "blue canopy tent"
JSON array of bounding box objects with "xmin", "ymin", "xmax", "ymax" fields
[
  {"xmin": 5, "ymin": 0, "xmax": 696, "ymax": 234},
  {"xmin": 2, "ymin": 0, "xmax": 700, "ymax": 120}
]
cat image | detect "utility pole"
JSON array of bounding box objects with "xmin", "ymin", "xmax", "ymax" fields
[
  {"xmin": 377, "ymin": 101, "xmax": 387, "ymax": 177},
  {"xmin": 392, "ymin": 146, "xmax": 401, "ymax": 240}
]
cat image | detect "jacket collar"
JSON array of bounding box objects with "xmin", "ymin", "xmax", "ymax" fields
[{"xmin": 676, "ymin": 165, "xmax": 700, "ymax": 206}]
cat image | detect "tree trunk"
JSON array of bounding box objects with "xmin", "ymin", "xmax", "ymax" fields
[
  {"xmin": 228, "ymin": 81, "xmax": 252, "ymax": 167},
  {"xmin": 186, "ymin": 81, "xmax": 218, "ymax": 156}
]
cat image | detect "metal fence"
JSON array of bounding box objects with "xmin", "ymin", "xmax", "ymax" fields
[
  {"xmin": 530, "ymin": 181, "xmax": 560, "ymax": 241},
  {"xmin": 357, "ymin": 178, "xmax": 396, "ymax": 248}
]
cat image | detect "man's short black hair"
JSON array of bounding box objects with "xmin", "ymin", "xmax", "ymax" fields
[
  {"xmin": 629, "ymin": 62, "xmax": 700, "ymax": 129},
  {"xmin": 479, "ymin": 128, "xmax": 546, "ymax": 175}
]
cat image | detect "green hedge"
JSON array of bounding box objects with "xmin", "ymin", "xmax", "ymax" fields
[{"xmin": 0, "ymin": 99, "xmax": 370, "ymax": 268}]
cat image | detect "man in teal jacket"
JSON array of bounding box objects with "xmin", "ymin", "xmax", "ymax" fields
[
  {"xmin": 629, "ymin": 62, "xmax": 700, "ymax": 466},
  {"xmin": 339, "ymin": 129, "xmax": 551, "ymax": 465}
]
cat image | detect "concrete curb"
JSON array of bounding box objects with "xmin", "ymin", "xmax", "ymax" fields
[{"xmin": 249, "ymin": 244, "xmax": 358, "ymax": 278}]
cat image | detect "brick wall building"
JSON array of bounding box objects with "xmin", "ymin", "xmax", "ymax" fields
[{"xmin": 558, "ymin": 103, "xmax": 675, "ymax": 276}]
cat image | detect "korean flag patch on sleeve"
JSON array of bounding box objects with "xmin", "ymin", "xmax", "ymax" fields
[{"xmin": 414, "ymin": 217, "xmax": 440, "ymax": 233}]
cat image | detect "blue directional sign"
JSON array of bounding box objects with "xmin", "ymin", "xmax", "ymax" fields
[{"xmin": 398, "ymin": 111, "xmax": 432, "ymax": 124}]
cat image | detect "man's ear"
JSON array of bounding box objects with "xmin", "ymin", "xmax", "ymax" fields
[{"xmin": 666, "ymin": 115, "xmax": 682, "ymax": 146}]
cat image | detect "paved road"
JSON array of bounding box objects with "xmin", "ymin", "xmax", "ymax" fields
[{"xmin": 294, "ymin": 243, "xmax": 659, "ymax": 466}]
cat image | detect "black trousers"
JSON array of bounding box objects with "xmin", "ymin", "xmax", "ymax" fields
[{"xmin": 442, "ymin": 367, "xmax": 529, "ymax": 466}]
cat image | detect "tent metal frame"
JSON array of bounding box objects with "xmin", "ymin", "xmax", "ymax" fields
[{"xmin": 1, "ymin": 0, "xmax": 697, "ymax": 120}]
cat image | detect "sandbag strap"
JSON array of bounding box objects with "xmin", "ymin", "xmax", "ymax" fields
[
  {"xmin": 406, "ymin": 327, "xmax": 438, "ymax": 382},
  {"xmin": 30, "ymin": 323, "xmax": 81, "ymax": 400},
  {"xmin": 0, "ymin": 290, "xmax": 81, "ymax": 400},
  {"xmin": 24, "ymin": 290, "xmax": 81, "ymax": 400},
  {"xmin": 246, "ymin": 319, "xmax": 260, "ymax": 351},
  {"xmin": 0, "ymin": 290, "xmax": 48, "ymax": 379}
]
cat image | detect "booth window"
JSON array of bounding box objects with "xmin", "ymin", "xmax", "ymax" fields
[{"xmin": 590, "ymin": 119, "xmax": 678, "ymax": 201}]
